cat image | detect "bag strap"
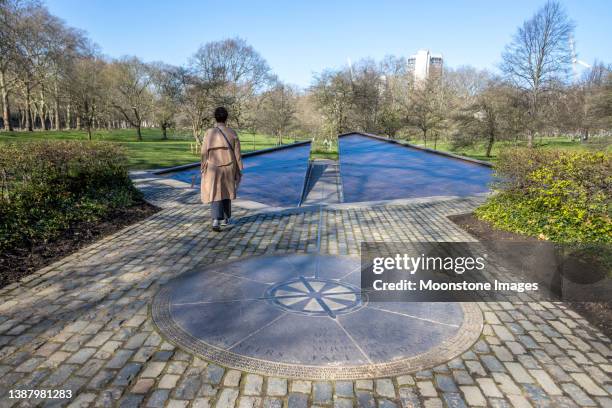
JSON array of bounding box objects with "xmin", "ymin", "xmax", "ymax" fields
[{"xmin": 216, "ymin": 127, "xmax": 241, "ymax": 174}]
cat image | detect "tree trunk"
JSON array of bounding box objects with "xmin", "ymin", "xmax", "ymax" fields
[
  {"xmin": 25, "ymin": 86, "xmax": 33, "ymax": 131},
  {"xmin": 54, "ymin": 93, "xmax": 60, "ymax": 130},
  {"xmin": 0, "ymin": 71, "xmax": 12, "ymax": 131},
  {"xmin": 39, "ymin": 90, "xmax": 47, "ymax": 130},
  {"xmin": 527, "ymin": 130, "xmax": 534, "ymax": 148},
  {"xmin": 136, "ymin": 125, "xmax": 142, "ymax": 141},
  {"xmin": 423, "ymin": 129, "xmax": 427, "ymax": 147},
  {"xmin": 66, "ymin": 104, "xmax": 71, "ymax": 129},
  {"xmin": 486, "ymin": 133, "xmax": 495, "ymax": 157},
  {"xmin": 191, "ymin": 123, "xmax": 201, "ymax": 147},
  {"xmin": 19, "ymin": 107, "xmax": 25, "ymax": 129},
  {"xmin": 162, "ymin": 124, "xmax": 167, "ymax": 140},
  {"xmin": 76, "ymin": 115, "xmax": 81, "ymax": 130}
]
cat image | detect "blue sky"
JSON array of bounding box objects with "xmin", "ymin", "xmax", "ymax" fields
[{"xmin": 46, "ymin": 0, "xmax": 611, "ymax": 88}]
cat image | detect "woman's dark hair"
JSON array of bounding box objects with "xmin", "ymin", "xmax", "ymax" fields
[{"xmin": 214, "ymin": 107, "xmax": 228, "ymax": 123}]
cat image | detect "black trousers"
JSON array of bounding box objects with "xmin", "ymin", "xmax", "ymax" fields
[{"xmin": 211, "ymin": 199, "xmax": 231, "ymax": 220}]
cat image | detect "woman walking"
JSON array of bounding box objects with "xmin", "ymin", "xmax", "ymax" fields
[{"xmin": 201, "ymin": 107, "xmax": 243, "ymax": 231}]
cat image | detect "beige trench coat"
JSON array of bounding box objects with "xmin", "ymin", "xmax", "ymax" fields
[{"xmin": 200, "ymin": 125, "xmax": 243, "ymax": 203}]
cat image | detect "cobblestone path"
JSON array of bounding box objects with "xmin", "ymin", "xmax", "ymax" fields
[{"xmin": 0, "ymin": 173, "xmax": 609, "ymax": 408}]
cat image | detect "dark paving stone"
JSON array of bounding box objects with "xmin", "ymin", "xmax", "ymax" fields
[
  {"xmin": 87, "ymin": 370, "xmax": 115, "ymax": 390},
  {"xmin": 106, "ymin": 350, "xmax": 134, "ymax": 369},
  {"xmin": 473, "ymin": 340, "xmax": 490, "ymax": 354},
  {"xmin": 489, "ymin": 399, "xmax": 512, "ymax": 408},
  {"xmin": 287, "ymin": 392, "xmax": 309, "ymax": 408},
  {"xmin": 174, "ymin": 375, "xmax": 201, "ymax": 399},
  {"xmin": 399, "ymin": 387, "xmax": 420, "ymax": 408},
  {"xmin": 335, "ymin": 381, "xmax": 354, "ymax": 398},
  {"xmin": 152, "ymin": 350, "xmax": 174, "ymax": 362},
  {"xmin": 378, "ymin": 400, "xmax": 398, "ymax": 408},
  {"xmin": 313, "ymin": 381, "xmax": 333, "ymax": 404},
  {"xmin": 263, "ymin": 397, "xmax": 283, "ymax": 408},
  {"xmin": 113, "ymin": 363, "xmax": 142, "ymax": 386},
  {"xmin": 435, "ymin": 375, "xmax": 458, "ymax": 392},
  {"xmin": 205, "ymin": 364, "xmax": 225, "ymax": 385},
  {"xmin": 522, "ymin": 384, "xmax": 552, "ymax": 407},
  {"xmin": 415, "ymin": 370, "xmax": 433, "ymax": 379},
  {"xmin": 518, "ymin": 335, "xmax": 540, "ymax": 349},
  {"xmin": 442, "ymin": 392, "xmax": 468, "ymax": 408},
  {"xmin": 119, "ymin": 394, "xmax": 144, "ymax": 408},
  {"xmin": 480, "ymin": 355, "xmax": 505, "ymax": 373},
  {"xmin": 146, "ymin": 390, "xmax": 170, "ymax": 408},
  {"xmin": 356, "ymin": 391, "xmax": 376, "ymax": 408}
]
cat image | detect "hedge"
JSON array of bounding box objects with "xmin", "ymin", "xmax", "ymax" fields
[
  {"xmin": 476, "ymin": 147, "xmax": 611, "ymax": 243},
  {"xmin": 0, "ymin": 141, "xmax": 142, "ymax": 251}
]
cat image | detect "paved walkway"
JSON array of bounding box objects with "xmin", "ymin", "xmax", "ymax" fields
[
  {"xmin": 0, "ymin": 174, "xmax": 609, "ymax": 408},
  {"xmin": 302, "ymin": 160, "xmax": 342, "ymax": 205}
]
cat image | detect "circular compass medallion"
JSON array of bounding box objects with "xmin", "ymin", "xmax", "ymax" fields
[
  {"xmin": 152, "ymin": 254, "xmax": 483, "ymax": 379},
  {"xmin": 266, "ymin": 277, "xmax": 364, "ymax": 317}
]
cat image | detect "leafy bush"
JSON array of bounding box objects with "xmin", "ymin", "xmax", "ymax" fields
[
  {"xmin": 0, "ymin": 141, "xmax": 142, "ymax": 250},
  {"xmin": 476, "ymin": 147, "xmax": 611, "ymax": 243}
]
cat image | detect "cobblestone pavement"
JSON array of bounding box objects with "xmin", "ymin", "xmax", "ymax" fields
[{"xmin": 0, "ymin": 176, "xmax": 609, "ymax": 408}]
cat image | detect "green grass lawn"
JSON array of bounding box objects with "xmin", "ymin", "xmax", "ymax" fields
[
  {"xmin": 401, "ymin": 135, "xmax": 611, "ymax": 163},
  {"xmin": 310, "ymin": 138, "xmax": 339, "ymax": 160},
  {"xmin": 0, "ymin": 128, "xmax": 300, "ymax": 169}
]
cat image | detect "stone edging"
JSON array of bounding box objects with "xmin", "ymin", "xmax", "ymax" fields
[{"xmin": 152, "ymin": 140, "xmax": 312, "ymax": 175}]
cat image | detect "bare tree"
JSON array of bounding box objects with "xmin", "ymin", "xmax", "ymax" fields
[
  {"xmin": 68, "ymin": 55, "xmax": 106, "ymax": 140},
  {"xmin": 349, "ymin": 59, "xmax": 384, "ymax": 132},
  {"xmin": 0, "ymin": 0, "xmax": 23, "ymax": 130},
  {"xmin": 46, "ymin": 23, "xmax": 87, "ymax": 130},
  {"xmin": 150, "ymin": 63, "xmax": 183, "ymax": 140},
  {"xmin": 311, "ymin": 69, "xmax": 353, "ymax": 136},
  {"xmin": 256, "ymin": 81, "xmax": 298, "ymax": 145},
  {"xmin": 108, "ymin": 57, "xmax": 152, "ymax": 141},
  {"xmin": 501, "ymin": 1, "xmax": 574, "ymax": 147},
  {"xmin": 189, "ymin": 38, "xmax": 271, "ymax": 131},
  {"xmin": 180, "ymin": 72, "xmax": 216, "ymax": 146},
  {"xmin": 455, "ymin": 79, "xmax": 524, "ymax": 157},
  {"xmin": 552, "ymin": 64, "xmax": 611, "ymax": 138},
  {"xmin": 593, "ymin": 69, "xmax": 612, "ymax": 129},
  {"xmin": 8, "ymin": 1, "xmax": 53, "ymax": 131},
  {"xmin": 404, "ymin": 77, "xmax": 450, "ymax": 146}
]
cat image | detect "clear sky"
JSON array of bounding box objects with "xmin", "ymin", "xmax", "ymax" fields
[{"xmin": 46, "ymin": 0, "xmax": 611, "ymax": 88}]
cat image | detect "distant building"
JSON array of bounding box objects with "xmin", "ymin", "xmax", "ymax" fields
[{"xmin": 407, "ymin": 50, "xmax": 443, "ymax": 81}]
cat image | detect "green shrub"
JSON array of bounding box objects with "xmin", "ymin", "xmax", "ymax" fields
[
  {"xmin": 476, "ymin": 148, "xmax": 611, "ymax": 243},
  {"xmin": 0, "ymin": 141, "xmax": 142, "ymax": 250}
]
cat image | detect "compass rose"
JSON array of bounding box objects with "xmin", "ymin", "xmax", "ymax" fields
[{"xmin": 267, "ymin": 277, "xmax": 364, "ymax": 318}]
